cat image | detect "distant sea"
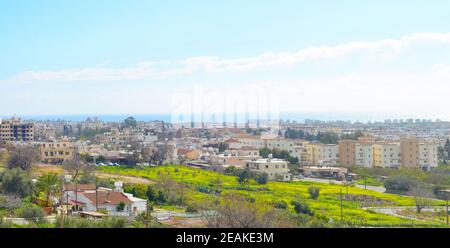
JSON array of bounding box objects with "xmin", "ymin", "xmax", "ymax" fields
[{"xmin": 1, "ymin": 112, "xmax": 424, "ymax": 123}]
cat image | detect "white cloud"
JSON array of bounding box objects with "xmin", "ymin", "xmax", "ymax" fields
[{"xmin": 3, "ymin": 32, "xmax": 450, "ymax": 83}]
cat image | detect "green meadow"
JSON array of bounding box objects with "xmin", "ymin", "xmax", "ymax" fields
[{"xmin": 99, "ymin": 165, "xmax": 447, "ymax": 227}]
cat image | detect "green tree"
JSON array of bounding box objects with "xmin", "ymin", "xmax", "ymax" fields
[
  {"xmin": 146, "ymin": 186, "xmax": 158, "ymax": 202},
  {"xmin": 122, "ymin": 116, "xmax": 137, "ymax": 129},
  {"xmin": 384, "ymin": 175, "xmax": 419, "ymax": 194},
  {"xmin": 0, "ymin": 168, "xmax": 34, "ymax": 197},
  {"xmin": 36, "ymin": 173, "xmax": 60, "ymax": 207},
  {"xmin": 256, "ymin": 173, "xmax": 269, "ymax": 185},
  {"xmin": 237, "ymin": 169, "xmax": 252, "ymax": 184}
]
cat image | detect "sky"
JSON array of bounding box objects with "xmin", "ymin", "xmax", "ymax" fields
[{"xmin": 1, "ymin": 0, "xmax": 450, "ymax": 121}]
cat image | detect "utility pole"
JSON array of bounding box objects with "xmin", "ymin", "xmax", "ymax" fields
[
  {"xmin": 59, "ymin": 176, "xmax": 64, "ymax": 228},
  {"xmin": 95, "ymin": 185, "xmax": 99, "ymax": 212},
  {"xmin": 346, "ymin": 183, "xmax": 349, "ymax": 199},
  {"xmin": 446, "ymin": 197, "xmax": 449, "ymax": 227},
  {"xmin": 145, "ymin": 199, "xmax": 149, "ymax": 228},
  {"xmin": 364, "ymin": 171, "xmax": 367, "ymax": 190},
  {"xmin": 340, "ymin": 188, "xmax": 343, "ymax": 222}
]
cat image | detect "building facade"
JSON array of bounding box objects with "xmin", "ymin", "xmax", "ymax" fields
[
  {"xmin": 373, "ymin": 142, "xmax": 401, "ymax": 168},
  {"xmin": 39, "ymin": 139, "xmax": 75, "ymax": 163},
  {"xmin": 305, "ymin": 143, "xmax": 339, "ymax": 166},
  {"xmin": 0, "ymin": 117, "xmax": 34, "ymax": 142},
  {"xmin": 401, "ymin": 138, "xmax": 438, "ymax": 171},
  {"xmin": 245, "ymin": 157, "xmax": 291, "ymax": 181}
]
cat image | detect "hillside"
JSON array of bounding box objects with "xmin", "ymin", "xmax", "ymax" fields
[{"xmin": 98, "ymin": 165, "xmax": 447, "ymax": 227}]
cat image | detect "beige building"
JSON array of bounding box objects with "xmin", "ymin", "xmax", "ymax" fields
[
  {"xmin": 373, "ymin": 142, "xmax": 401, "ymax": 168},
  {"xmin": 338, "ymin": 139, "xmax": 357, "ymax": 166},
  {"xmin": 305, "ymin": 143, "xmax": 339, "ymax": 166},
  {"xmin": 0, "ymin": 117, "xmax": 34, "ymax": 142},
  {"xmin": 238, "ymin": 135, "xmax": 300, "ymax": 158},
  {"xmin": 39, "ymin": 139, "xmax": 75, "ymax": 164},
  {"xmin": 245, "ymin": 157, "xmax": 291, "ymax": 181},
  {"xmin": 401, "ymin": 138, "xmax": 438, "ymax": 171},
  {"xmin": 338, "ymin": 137, "xmax": 376, "ymax": 168}
]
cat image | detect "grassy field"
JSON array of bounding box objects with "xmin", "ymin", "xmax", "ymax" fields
[
  {"xmin": 98, "ymin": 165, "xmax": 447, "ymax": 227},
  {"xmin": 0, "ymin": 150, "xmax": 9, "ymax": 172}
]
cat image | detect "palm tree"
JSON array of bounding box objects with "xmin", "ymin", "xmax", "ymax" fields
[{"xmin": 36, "ymin": 173, "xmax": 60, "ymax": 207}]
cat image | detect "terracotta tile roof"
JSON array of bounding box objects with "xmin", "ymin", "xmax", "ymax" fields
[{"xmin": 80, "ymin": 191, "xmax": 133, "ymax": 205}]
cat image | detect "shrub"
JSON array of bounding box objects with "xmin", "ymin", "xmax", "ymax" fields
[
  {"xmin": 0, "ymin": 194, "xmax": 23, "ymax": 213},
  {"xmin": 291, "ymin": 200, "xmax": 314, "ymax": 216},
  {"xmin": 256, "ymin": 173, "xmax": 269, "ymax": 185},
  {"xmin": 0, "ymin": 168, "xmax": 34, "ymax": 198},
  {"xmin": 186, "ymin": 205, "xmax": 198, "ymax": 213},
  {"xmin": 308, "ymin": 187, "xmax": 320, "ymax": 200},
  {"xmin": 20, "ymin": 204, "xmax": 46, "ymax": 224},
  {"xmin": 237, "ymin": 169, "xmax": 252, "ymax": 184},
  {"xmin": 117, "ymin": 202, "xmax": 126, "ymax": 212},
  {"xmin": 384, "ymin": 175, "xmax": 419, "ymax": 193},
  {"xmin": 274, "ymin": 200, "xmax": 288, "ymax": 209}
]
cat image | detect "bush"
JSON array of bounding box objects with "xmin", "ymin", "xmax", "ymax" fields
[
  {"xmin": 117, "ymin": 202, "xmax": 126, "ymax": 212},
  {"xmin": 292, "ymin": 200, "xmax": 314, "ymax": 216},
  {"xmin": 308, "ymin": 187, "xmax": 320, "ymax": 200},
  {"xmin": 20, "ymin": 204, "xmax": 46, "ymax": 224},
  {"xmin": 274, "ymin": 200, "xmax": 288, "ymax": 209},
  {"xmin": 0, "ymin": 168, "xmax": 34, "ymax": 198},
  {"xmin": 0, "ymin": 194, "xmax": 23, "ymax": 213},
  {"xmin": 237, "ymin": 169, "xmax": 253, "ymax": 184},
  {"xmin": 384, "ymin": 175, "xmax": 419, "ymax": 193},
  {"xmin": 197, "ymin": 186, "xmax": 210, "ymax": 194},
  {"xmin": 256, "ymin": 173, "xmax": 269, "ymax": 185},
  {"xmin": 186, "ymin": 205, "xmax": 198, "ymax": 213}
]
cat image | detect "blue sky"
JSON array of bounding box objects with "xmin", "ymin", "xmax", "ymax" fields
[{"xmin": 2, "ymin": 1, "xmax": 450, "ymax": 120}]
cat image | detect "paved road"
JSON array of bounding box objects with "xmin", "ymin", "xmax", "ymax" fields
[
  {"xmin": 300, "ymin": 177, "xmax": 386, "ymax": 193},
  {"xmin": 364, "ymin": 206, "xmax": 446, "ymax": 221}
]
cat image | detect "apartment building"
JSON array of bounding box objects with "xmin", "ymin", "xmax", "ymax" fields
[
  {"xmin": 305, "ymin": 143, "xmax": 339, "ymax": 166},
  {"xmin": 401, "ymin": 138, "xmax": 438, "ymax": 171},
  {"xmin": 373, "ymin": 142, "xmax": 401, "ymax": 168},
  {"xmin": 39, "ymin": 138, "xmax": 75, "ymax": 164},
  {"xmin": 0, "ymin": 117, "xmax": 34, "ymax": 142},
  {"xmin": 355, "ymin": 142, "xmax": 374, "ymax": 168},
  {"xmin": 338, "ymin": 140, "xmax": 356, "ymax": 166},
  {"xmin": 238, "ymin": 135, "xmax": 298, "ymax": 158},
  {"xmin": 238, "ymin": 135, "xmax": 265, "ymax": 149},
  {"xmin": 338, "ymin": 137, "xmax": 375, "ymax": 167},
  {"xmin": 245, "ymin": 157, "xmax": 291, "ymax": 181}
]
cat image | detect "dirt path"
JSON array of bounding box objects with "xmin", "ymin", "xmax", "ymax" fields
[{"xmin": 94, "ymin": 172, "xmax": 156, "ymax": 185}]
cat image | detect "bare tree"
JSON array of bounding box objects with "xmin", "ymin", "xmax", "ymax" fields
[
  {"xmin": 63, "ymin": 155, "xmax": 94, "ymax": 212},
  {"xmin": 409, "ymin": 185, "xmax": 433, "ymax": 213},
  {"xmin": 201, "ymin": 193, "xmax": 294, "ymax": 228},
  {"xmin": 7, "ymin": 146, "xmax": 37, "ymax": 171},
  {"xmin": 63, "ymin": 155, "xmax": 92, "ymax": 182}
]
